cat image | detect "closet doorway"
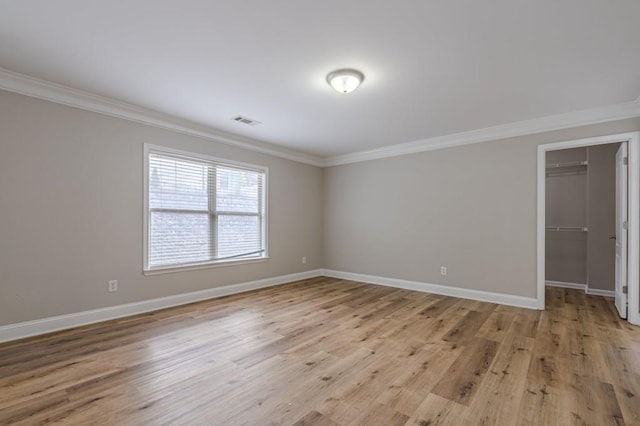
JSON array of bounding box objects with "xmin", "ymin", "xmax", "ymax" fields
[{"xmin": 536, "ymin": 132, "xmax": 640, "ymax": 325}]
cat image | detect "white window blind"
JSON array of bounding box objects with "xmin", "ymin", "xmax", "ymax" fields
[{"xmin": 145, "ymin": 147, "xmax": 266, "ymax": 271}]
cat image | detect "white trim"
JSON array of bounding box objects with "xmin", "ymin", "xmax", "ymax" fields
[
  {"xmin": 145, "ymin": 143, "xmax": 271, "ymax": 173},
  {"xmin": 0, "ymin": 68, "xmax": 324, "ymax": 167},
  {"xmin": 0, "ymin": 268, "xmax": 548, "ymax": 343},
  {"xmin": 536, "ymin": 145, "xmax": 547, "ymax": 310},
  {"xmin": 544, "ymin": 280, "xmax": 615, "ymax": 298},
  {"xmin": 321, "ymin": 269, "xmax": 539, "ymax": 310},
  {"xmin": 585, "ymin": 288, "xmax": 615, "ymax": 298},
  {"xmin": 142, "ymin": 257, "xmax": 269, "ymax": 276},
  {"xmin": 537, "ymin": 131, "xmax": 640, "ymax": 325},
  {"xmin": 324, "ymin": 100, "xmax": 640, "ymax": 166},
  {"xmin": 1, "ymin": 68, "xmax": 640, "ymax": 169},
  {"xmin": 628, "ymin": 133, "xmax": 640, "ymax": 325},
  {"xmin": 0, "ymin": 269, "xmax": 323, "ymax": 344},
  {"xmin": 545, "ymin": 280, "xmax": 586, "ymax": 290},
  {"xmin": 143, "ymin": 143, "xmax": 150, "ymax": 272}
]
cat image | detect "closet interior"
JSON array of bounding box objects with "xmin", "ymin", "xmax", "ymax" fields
[{"xmin": 545, "ymin": 143, "xmax": 620, "ymax": 295}]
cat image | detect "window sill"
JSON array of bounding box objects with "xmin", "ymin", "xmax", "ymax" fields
[{"xmin": 143, "ymin": 257, "xmax": 269, "ymax": 276}]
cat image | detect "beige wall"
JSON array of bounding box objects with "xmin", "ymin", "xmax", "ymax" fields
[
  {"xmin": 0, "ymin": 90, "xmax": 324, "ymax": 326},
  {"xmin": 323, "ymin": 118, "xmax": 640, "ymax": 299},
  {"xmin": 1, "ymin": 87, "xmax": 639, "ymax": 328}
]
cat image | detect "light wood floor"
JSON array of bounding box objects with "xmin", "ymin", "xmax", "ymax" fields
[{"xmin": 1, "ymin": 278, "xmax": 639, "ymax": 425}]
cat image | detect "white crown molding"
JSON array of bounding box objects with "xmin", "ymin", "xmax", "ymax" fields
[
  {"xmin": 322, "ymin": 269, "xmax": 541, "ymax": 310},
  {"xmin": 323, "ymin": 99, "xmax": 640, "ymax": 167},
  {"xmin": 0, "ymin": 269, "xmax": 324, "ymax": 343},
  {"xmin": 0, "ymin": 68, "xmax": 325, "ymax": 167},
  {"xmin": 2, "ymin": 67, "xmax": 639, "ymax": 169}
]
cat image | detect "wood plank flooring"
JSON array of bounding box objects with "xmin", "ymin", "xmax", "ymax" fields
[{"xmin": 1, "ymin": 277, "xmax": 639, "ymax": 425}]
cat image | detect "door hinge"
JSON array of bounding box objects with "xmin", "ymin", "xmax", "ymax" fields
[
  {"xmin": 623, "ymin": 156, "xmax": 628, "ymax": 165},
  {"xmin": 623, "ymin": 285, "xmax": 628, "ymax": 294},
  {"xmin": 623, "ymin": 221, "xmax": 628, "ymax": 230}
]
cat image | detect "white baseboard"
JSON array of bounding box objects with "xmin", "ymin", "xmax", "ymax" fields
[
  {"xmin": 0, "ymin": 268, "xmax": 551, "ymax": 344},
  {"xmin": 0, "ymin": 269, "xmax": 323, "ymax": 344},
  {"xmin": 545, "ymin": 280, "xmax": 615, "ymax": 298},
  {"xmin": 545, "ymin": 280, "xmax": 586, "ymax": 290},
  {"xmin": 321, "ymin": 269, "xmax": 541, "ymax": 310},
  {"xmin": 585, "ymin": 287, "xmax": 615, "ymax": 298}
]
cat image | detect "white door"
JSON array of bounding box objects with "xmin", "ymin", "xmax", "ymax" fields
[{"xmin": 615, "ymin": 143, "xmax": 628, "ymax": 318}]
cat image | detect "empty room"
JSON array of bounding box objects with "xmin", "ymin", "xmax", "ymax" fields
[{"xmin": 1, "ymin": 1, "xmax": 640, "ymax": 425}]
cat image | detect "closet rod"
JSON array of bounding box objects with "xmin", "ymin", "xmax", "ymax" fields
[
  {"xmin": 545, "ymin": 226, "xmax": 588, "ymax": 232},
  {"xmin": 546, "ymin": 170, "xmax": 587, "ymax": 177},
  {"xmin": 545, "ymin": 160, "xmax": 588, "ymax": 169}
]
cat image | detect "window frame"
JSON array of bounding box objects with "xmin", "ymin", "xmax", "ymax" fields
[{"xmin": 143, "ymin": 143, "xmax": 269, "ymax": 275}]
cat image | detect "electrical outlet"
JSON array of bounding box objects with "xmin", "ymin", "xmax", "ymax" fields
[
  {"xmin": 302, "ymin": 256, "xmax": 307, "ymax": 264},
  {"xmin": 440, "ymin": 266, "xmax": 447, "ymax": 276},
  {"xmin": 108, "ymin": 280, "xmax": 118, "ymax": 292}
]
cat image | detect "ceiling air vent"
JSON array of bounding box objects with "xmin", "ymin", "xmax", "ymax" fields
[{"xmin": 232, "ymin": 115, "xmax": 261, "ymax": 126}]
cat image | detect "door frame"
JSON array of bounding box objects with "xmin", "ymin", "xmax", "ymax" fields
[
  {"xmin": 536, "ymin": 131, "xmax": 640, "ymax": 325},
  {"xmin": 615, "ymin": 143, "xmax": 629, "ymax": 318}
]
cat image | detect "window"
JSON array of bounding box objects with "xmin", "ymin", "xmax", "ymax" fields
[{"xmin": 144, "ymin": 145, "xmax": 267, "ymax": 272}]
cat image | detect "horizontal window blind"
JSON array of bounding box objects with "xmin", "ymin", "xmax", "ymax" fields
[{"xmin": 146, "ymin": 149, "xmax": 266, "ymax": 270}]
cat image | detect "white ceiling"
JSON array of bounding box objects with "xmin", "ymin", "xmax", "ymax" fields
[{"xmin": 0, "ymin": 0, "xmax": 639, "ymax": 159}]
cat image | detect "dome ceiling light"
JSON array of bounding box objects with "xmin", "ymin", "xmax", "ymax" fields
[{"xmin": 326, "ymin": 69, "xmax": 364, "ymax": 94}]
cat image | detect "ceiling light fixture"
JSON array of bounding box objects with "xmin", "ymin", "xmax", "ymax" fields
[{"xmin": 326, "ymin": 69, "xmax": 364, "ymax": 94}]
